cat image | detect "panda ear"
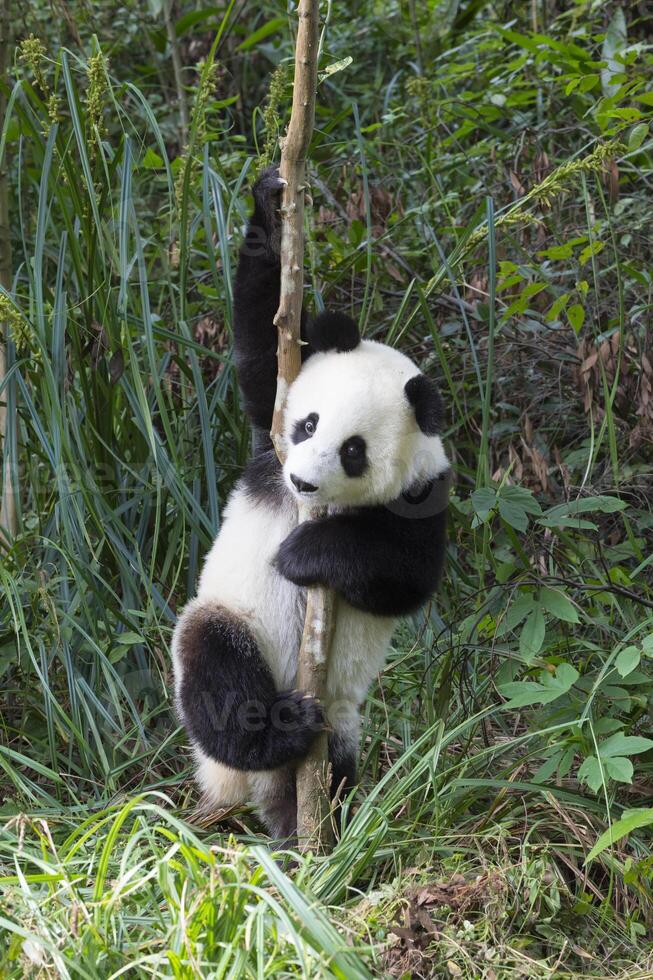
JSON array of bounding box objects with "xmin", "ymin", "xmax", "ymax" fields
[
  {"xmin": 306, "ymin": 311, "xmax": 360, "ymax": 353},
  {"xmin": 404, "ymin": 374, "xmax": 443, "ymax": 435}
]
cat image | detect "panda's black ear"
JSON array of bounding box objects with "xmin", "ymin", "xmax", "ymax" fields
[
  {"xmin": 404, "ymin": 374, "xmax": 443, "ymax": 435},
  {"xmin": 306, "ymin": 311, "xmax": 360, "ymax": 352}
]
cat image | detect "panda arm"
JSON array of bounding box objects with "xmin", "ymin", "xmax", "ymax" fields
[
  {"xmin": 233, "ymin": 166, "xmax": 308, "ymax": 435},
  {"xmin": 274, "ymin": 505, "xmax": 447, "ymax": 617}
]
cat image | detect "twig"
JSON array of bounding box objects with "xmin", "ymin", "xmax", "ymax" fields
[{"xmin": 270, "ymin": 0, "xmax": 334, "ymax": 852}]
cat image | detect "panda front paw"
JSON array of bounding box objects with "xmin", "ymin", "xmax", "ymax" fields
[
  {"xmin": 264, "ymin": 689, "xmax": 326, "ymax": 765},
  {"xmin": 252, "ymin": 165, "xmax": 286, "ymax": 238},
  {"xmin": 274, "ymin": 524, "xmax": 322, "ymax": 587}
]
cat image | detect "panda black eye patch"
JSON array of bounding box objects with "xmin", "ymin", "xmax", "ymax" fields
[
  {"xmin": 291, "ymin": 412, "xmax": 319, "ymax": 444},
  {"xmin": 340, "ymin": 435, "xmax": 367, "ymax": 477}
]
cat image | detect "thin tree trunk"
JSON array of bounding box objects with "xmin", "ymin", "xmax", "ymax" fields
[
  {"xmin": 270, "ymin": 0, "xmax": 335, "ymax": 852},
  {"xmin": 0, "ymin": 0, "xmax": 17, "ymax": 546}
]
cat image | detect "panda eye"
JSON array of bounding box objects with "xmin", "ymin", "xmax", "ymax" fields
[
  {"xmin": 340, "ymin": 435, "xmax": 368, "ymax": 477},
  {"xmin": 292, "ymin": 413, "xmax": 319, "ymax": 444}
]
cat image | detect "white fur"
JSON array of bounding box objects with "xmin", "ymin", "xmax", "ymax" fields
[
  {"xmin": 282, "ymin": 341, "xmax": 448, "ymax": 507},
  {"xmin": 172, "ymin": 339, "xmax": 449, "ymax": 812}
]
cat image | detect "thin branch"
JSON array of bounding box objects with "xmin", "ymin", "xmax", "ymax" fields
[{"xmin": 270, "ymin": 0, "xmax": 335, "ymax": 852}]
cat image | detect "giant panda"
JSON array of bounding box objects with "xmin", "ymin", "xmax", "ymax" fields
[{"xmin": 171, "ymin": 166, "xmax": 451, "ymax": 841}]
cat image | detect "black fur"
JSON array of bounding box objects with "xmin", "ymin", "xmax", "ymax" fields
[
  {"xmin": 274, "ymin": 494, "xmax": 448, "ymax": 617},
  {"xmin": 291, "ymin": 412, "xmax": 319, "ymax": 445},
  {"xmin": 339, "ymin": 435, "xmax": 368, "ymax": 477},
  {"xmin": 240, "ymin": 449, "xmax": 286, "ymax": 508},
  {"xmin": 233, "ymin": 167, "xmax": 309, "ymax": 431},
  {"xmin": 404, "ymin": 374, "xmax": 444, "ymax": 435},
  {"xmin": 307, "ymin": 311, "xmax": 360, "ymax": 352},
  {"xmin": 329, "ymin": 734, "xmax": 357, "ymax": 801},
  {"xmin": 177, "ymin": 606, "xmax": 325, "ymax": 771}
]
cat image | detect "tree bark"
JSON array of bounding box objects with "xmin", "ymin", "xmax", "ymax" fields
[
  {"xmin": 270, "ymin": 0, "xmax": 335, "ymax": 852},
  {"xmin": 0, "ymin": 0, "xmax": 17, "ymax": 546}
]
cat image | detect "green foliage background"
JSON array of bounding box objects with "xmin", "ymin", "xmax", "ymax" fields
[{"xmin": 0, "ymin": 1, "xmax": 651, "ymax": 976}]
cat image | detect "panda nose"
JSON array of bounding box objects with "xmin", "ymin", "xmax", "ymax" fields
[{"xmin": 290, "ymin": 473, "xmax": 319, "ymax": 494}]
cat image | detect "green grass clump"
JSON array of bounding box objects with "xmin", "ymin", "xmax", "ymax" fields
[{"xmin": 1, "ymin": 1, "xmax": 652, "ymax": 976}]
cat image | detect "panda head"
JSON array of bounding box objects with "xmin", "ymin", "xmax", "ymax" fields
[{"xmin": 282, "ymin": 313, "xmax": 449, "ymax": 508}]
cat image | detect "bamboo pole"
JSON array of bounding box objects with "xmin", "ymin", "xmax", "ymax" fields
[
  {"xmin": 270, "ymin": 0, "xmax": 335, "ymax": 852},
  {"xmin": 0, "ymin": 0, "xmax": 17, "ymax": 546}
]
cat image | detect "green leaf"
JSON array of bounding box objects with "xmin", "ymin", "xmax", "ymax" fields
[
  {"xmin": 546, "ymin": 292, "xmax": 570, "ymax": 322},
  {"xmin": 141, "ymin": 149, "xmax": 164, "ymax": 170},
  {"xmin": 578, "ymin": 241, "xmax": 604, "ymax": 266},
  {"xmin": 499, "ymin": 662, "xmax": 578, "ymax": 709},
  {"xmin": 236, "ymin": 17, "xmax": 285, "ymax": 51},
  {"xmin": 601, "ymin": 7, "xmax": 627, "ymax": 98},
  {"xmin": 578, "ymin": 756, "xmax": 604, "ymax": 793},
  {"xmin": 598, "ymin": 733, "xmax": 653, "ymax": 758},
  {"xmin": 541, "ymin": 495, "xmax": 627, "ymax": 526},
  {"xmin": 538, "ymin": 242, "xmax": 574, "ymax": 260},
  {"xmin": 498, "ymin": 498, "xmax": 528, "ymax": 532},
  {"xmin": 471, "ymin": 487, "xmax": 496, "ymax": 522},
  {"xmin": 567, "ymin": 303, "xmax": 585, "ymax": 334},
  {"xmin": 500, "ymin": 486, "xmax": 542, "ymax": 515},
  {"xmin": 586, "ymin": 809, "xmax": 653, "ymax": 862},
  {"xmin": 319, "ymin": 57, "xmax": 353, "ymax": 82},
  {"xmin": 519, "ymin": 606, "xmax": 545, "ymax": 661},
  {"xmin": 628, "ymin": 123, "xmax": 649, "ymax": 152},
  {"xmin": 540, "ymin": 587, "xmax": 579, "ymax": 623},
  {"xmin": 615, "ymin": 645, "xmax": 641, "ymax": 677},
  {"xmin": 604, "ymin": 756, "xmax": 633, "ymax": 784}
]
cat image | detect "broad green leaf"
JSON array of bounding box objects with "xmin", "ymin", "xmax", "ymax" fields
[
  {"xmin": 579, "ymin": 241, "xmax": 604, "ymax": 266},
  {"xmin": 499, "ymin": 662, "xmax": 577, "ymax": 709},
  {"xmin": 539, "ymin": 242, "xmax": 574, "ymax": 260},
  {"xmin": 601, "ymin": 7, "xmax": 627, "ymax": 98},
  {"xmin": 586, "ymin": 809, "xmax": 653, "ymax": 862},
  {"xmin": 471, "ymin": 487, "xmax": 496, "ymax": 522},
  {"xmin": 578, "ymin": 756, "xmax": 603, "ymax": 793},
  {"xmin": 141, "ymin": 149, "xmax": 164, "ymax": 170},
  {"xmin": 567, "ymin": 303, "xmax": 585, "ymax": 334},
  {"xmin": 500, "ymin": 486, "xmax": 542, "ymax": 515},
  {"xmin": 628, "ymin": 123, "xmax": 649, "ymax": 152},
  {"xmin": 604, "ymin": 756, "xmax": 633, "ymax": 784},
  {"xmin": 519, "ymin": 606, "xmax": 545, "ymax": 661},
  {"xmin": 546, "ymin": 292, "xmax": 570, "ymax": 322},
  {"xmin": 598, "ymin": 733, "xmax": 653, "ymax": 758},
  {"xmin": 496, "ymin": 592, "xmax": 536, "ymax": 635},
  {"xmin": 540, "ymin": 587, "xmax": 579, "ymax": 623},
  {"xmin": 541, "ymin": 495, "xmax": 627, "ymax": 523},
  {"xmin": 236, "ymin": 17, "xmax": 285, "ymax": 51},
  {"xmin": 498, "ymin": 498, "xmax": 529, "ymax": 532},
  {"xmin": 615, "ymin": 646, "xmax": 641, "ymax": 677}
]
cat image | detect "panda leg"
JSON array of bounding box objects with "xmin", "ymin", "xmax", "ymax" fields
[
  {"xmin": 246, "ymin": 734, "xmax": 357, "ymax": 846},
  {"xmin": 174, "ymin": 600, "xmax": 325, "ymax": 774},
  {"xmin": 249, "ymin": 769, "xmax": 298, "ymax": 845}
]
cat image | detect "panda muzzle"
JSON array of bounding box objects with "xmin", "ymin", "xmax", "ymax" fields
[{"xmin": 290, "ymin": 473, "xmax": 319, "ymax": 494}]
